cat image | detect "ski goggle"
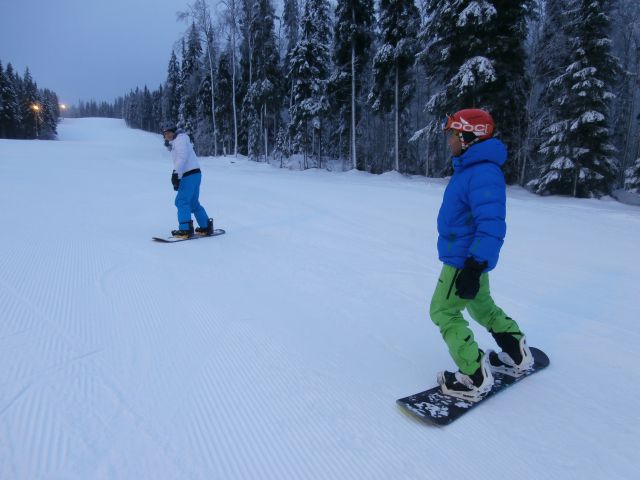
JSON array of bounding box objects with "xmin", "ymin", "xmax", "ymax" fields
[
  {"xmin": 443, "ymin": 115, "xmax": 492, "ymax": 136},
  {"xmin": 443, "ymin": 114, "xmax": 456, "ymax": 131}
]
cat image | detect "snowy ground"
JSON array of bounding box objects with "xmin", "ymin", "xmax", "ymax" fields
[{"xmin": 1, "ymin": 118, "xmax": 639, "ymax": 479}]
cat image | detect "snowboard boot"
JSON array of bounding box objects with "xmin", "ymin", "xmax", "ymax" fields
[
  {"xmin": 195, "ymin": 218, "xmax": 214, "ymax": 236},
  {"xmin": 171, "ymin": 220, "xmax": 194, "ymax": 238},
  {"xmin": 489, "ymin": 332, "xmax": 534, "ymax": 377},
  {"xmin": 437, "ymin": 350, "xmax": 494, "ymax": 402}
]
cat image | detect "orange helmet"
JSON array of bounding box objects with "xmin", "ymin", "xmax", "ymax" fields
[{"xmin": 444, "ymin": 109, "xmax": 495, "ymax": 148}]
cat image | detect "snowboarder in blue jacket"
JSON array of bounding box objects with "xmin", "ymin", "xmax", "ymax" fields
[
  {"xmin": 430, "ymin": 109, "xmax": 534, "ymax": 402},
  {"xmin": 161, "ymin": 122, "xmax": 214, "ymax": 238}
]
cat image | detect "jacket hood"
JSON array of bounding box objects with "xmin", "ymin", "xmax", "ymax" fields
[
  {"xmin": 169, "ymin": 130, "xmax": 186, "ymax": 142},
  {"xmin": 452, "ymin": 138, "xmax": 507, "ymax": 172}
]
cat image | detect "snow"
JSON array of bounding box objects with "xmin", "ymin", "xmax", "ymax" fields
[
  {"xmin": 580, "ymin": 110, "xmax": 605, "ymax": 124},
  {"xmin": 456, "ymin": 1, "xmax": 497, "ymax": 27},
  {"xmin": 613, "ymin": 188, "xmax": 640, "ymax": 205},
  {"xmin": 1, "ymin": 118, "xmax": 639, "ymax": 479},
  {"xmin": 572, "ymin": 66, "xmax": 597, "ymax": 80},
  {"xmin": 549, "ymin": 156, "xmax": 575, "ymax": 170},
  {"xmin": 569, "ymin": 110, "xmax": 606, "ymax": 131},
  {"xmin": 451, "ymin": 56, "xmax": 497, "ymax": 91}
]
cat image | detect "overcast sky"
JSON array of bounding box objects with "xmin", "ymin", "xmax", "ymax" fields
[{"xmin": 0, "ymin": 0, "xmax": 193, "ymax": 106}]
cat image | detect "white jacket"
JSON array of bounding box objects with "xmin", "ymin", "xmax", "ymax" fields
[{"xmin": 170, "ymin": 132, "xmax": 200, "ymax": 178}]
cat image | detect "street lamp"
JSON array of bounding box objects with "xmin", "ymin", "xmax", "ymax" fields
[
  {"xmin": 59, "ymin": 103, "xmax": 67, "ymax": 122},
  {"xmin": 31, "ymin": 104, "xmax": 41, "ymax": 138}
]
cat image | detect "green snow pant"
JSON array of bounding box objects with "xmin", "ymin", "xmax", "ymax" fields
[{"xmin": 429, "ymin": 264, "xmax": 523, "ymax": 375}]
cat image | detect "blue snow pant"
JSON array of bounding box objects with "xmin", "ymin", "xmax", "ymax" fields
[{"xmin": 175, "ymin": 172, "xmax": 209, "ymax": 229}]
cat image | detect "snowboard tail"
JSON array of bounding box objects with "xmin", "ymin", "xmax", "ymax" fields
[
  {"xmin": 152, "ymin": 228, "xmax": 226, "ymax": 243},
  {"xmin": 396, "ymin": 347, "xmax": 549, "ymax": 426}
]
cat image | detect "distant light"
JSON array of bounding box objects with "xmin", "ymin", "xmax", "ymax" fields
[
  {"xmin": 31, "ymin": 104, "xmax": 40, "ymax": 111},
  {"xmin": 59, "ymin": 103, "xmax": 67, "ymax": 110}
]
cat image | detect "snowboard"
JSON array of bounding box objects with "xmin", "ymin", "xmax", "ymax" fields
[
  {"xmin": 152, "ymin": 229, "xmax": 226, "ymax": 243},
  {"xmin": 396, "ymin": 347, "xmax": 549, "ymax": 426}
]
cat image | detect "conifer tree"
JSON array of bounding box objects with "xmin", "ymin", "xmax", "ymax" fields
[
  {"xmin": 1, "ymin": 63, "xmax": 21, "ymax": 138},
  {"xmin": 624, "ymin": 157, "xmax": 640, "ymax": 192},
  {"xmin": 369, "ymin": 0, "xmax": 419, "ymax": 172},
  {"xmin": 163, "ymin": 51, "xmax": 181, "ymax": 124},
  {"xmin": 331, "ymin": 0, "xmax": 374, "ymax": 168},
  {"xmin": 21, "ymin": 68, "xmax": 40, "ymax": 139},
  {"xmin": 240, "ymin": 0, "xmax": 280, "ymax": 160},
  {"xmin": 179, "ymin": 24, "xmax": 203, "ymax": 138},
  {"xmin": 282, "ymin": 0, "xmax": 300, "ymax": 130},
  {"xmin": 39, "ymin": 88, "xmax": 59, "ymax": 139},
  {"xmin": 282, "ymin": 0, "xmax": 300, "ymax": 76},
  {"xmin": 288, "ymin": 0, "xmax": 332, "ymax": 166},
  {"xmin": 533, "ymin": 0, "xmax": 619, "ymax": 197},
  {"xmin": 215, "ymin": 49, "xmax": 234, "ymax": 155},
  {"xmin": 418, "ymin": 1, "xmax": 532, "ymax": 180}
]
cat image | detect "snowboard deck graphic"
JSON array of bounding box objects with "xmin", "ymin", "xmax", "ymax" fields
[
  {"xmin": 152, "ymin": 229, "xmax": 226, "ymax": 243},
  {"xmin": 397, "ymin": 347, "xmax": 549, "ymax": 426}
]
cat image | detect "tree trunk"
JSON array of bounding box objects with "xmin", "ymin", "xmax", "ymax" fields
[
  {"xmin": 230, "ymin": 0, "xmax": 238, "ymax": 157},
  {"xmin": 264, "ymin": 104, "xmax": 268, "ymax": 163},
  {"xmin": 351, "ymin": 9, "xmax": 357, "ymax": 171},
  {"xmin": 622, "ymin": 46, "xmax": 640, "ymax": 184},
  {"xmin": 206, "ymin": 44, "xmax": 218, "ymax": 157},
  {"xmin": 394, "ymin": 64, "xmax": 399, "ymax": 172},
  {"xmin": 232, "ymin": 46, "xmax": 238, "ymax": 156}
]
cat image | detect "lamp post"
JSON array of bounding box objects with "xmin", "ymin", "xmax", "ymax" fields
[
  {"xmin": 31, "ymin": 104, "xmax": 41, "ymax": 138},
  {"xmin": 59, "ymin": 103, "xmax": 67, "ymax": 119}
]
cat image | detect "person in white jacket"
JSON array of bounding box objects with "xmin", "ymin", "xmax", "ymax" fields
[{"xmin": 162, "ymin": 122, "xmax": 213, "ymax": 238}]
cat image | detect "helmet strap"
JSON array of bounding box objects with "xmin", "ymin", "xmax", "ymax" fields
[{"xmin": 458, "ymin": 131, "xmax": 479, "ymax": 150}]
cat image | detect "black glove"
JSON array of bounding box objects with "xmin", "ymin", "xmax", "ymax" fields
[
  {"xmin": 171, "ymin": 171, "xmax": 180, "ymax": 191},
  {"xmin": 164, "ymin": 139, "xmax": 172, "ymax": 151},
  {"xmin": 455, "ymin": 257, "xmax": 488, "ymax": 300}
]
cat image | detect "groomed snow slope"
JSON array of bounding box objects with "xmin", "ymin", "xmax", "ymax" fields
[{"xmin": 0, "ymin": 118, "xmax": 638, "ymax": 479}]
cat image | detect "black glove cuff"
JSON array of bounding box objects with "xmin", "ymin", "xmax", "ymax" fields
[{"xmin": 464, "ymin": 257, "xmax": 488, "ymax": 272}]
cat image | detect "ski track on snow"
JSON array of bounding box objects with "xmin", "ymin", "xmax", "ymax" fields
[{"xmin": 1, "ymin": 119, "xmax": 639, "ymax": 479}]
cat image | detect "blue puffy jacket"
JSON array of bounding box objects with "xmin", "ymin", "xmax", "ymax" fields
[{"xmin": 436, "ymin": 138, "xmax": 507, "ymax": 271}]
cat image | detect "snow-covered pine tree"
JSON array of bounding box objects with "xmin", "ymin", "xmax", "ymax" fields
[
  {"xmin": 487, "ymin": 1, "xmax": 534, "ymax": 183},
  {"xmin": 288, "ymin": 0, "xmax": 332, "ymax": 167},
  {"xmin": 535, "ymin": 0, "xmax": 570, "ymax": 107},
  {"xmin": 180, "ymin": 1, "xmax": 220, "ymax": 155},
  {"xmin": 162, "ymin": 51, "xmax": 181, "ymax": 125},
  {"xmin": 0, "ymin": 63, "xmax": 21, "ymax": 138},
  {"xmin": 282, "ymin": 0, "xmax": 300, "ymax": 77},
  {"xmin": 238, "ymin": 0, "xmax": 258, "ymax": 156},
  {"xmin": 179, "ymin": 23, "xmax": 203, "ymax": 139},
  {"xmin": 278, "ymin": 0, "xmax": 300, "ymax": 160},
  {"xmin": 141, "ymin": 86, "xmax": 153, "ymax": 132},
  {"xmin": 220, "ymin": 0, "xmax": 241, "ymax": 156},
  {"xmin": 240, "ymin": 0, "xmax": 280, "ymax": 161},
  {"xmin": 419, "ymin": 1, "xmax": 498, "ymax": 127},
  {"xmin": 38, "ymin": 88, "xmax": 58, "ymax": 139},
  {"xmin": 151, "ymin": 86, "xmax": 163, "ymax": 133},
  {"xmin": 20, "ymin": 68, "xmax": 40, "ymax": 139},
  {"xmin": 214, "ymin": 49, "xmax": 234, "ymax": 155},
  {"xmin": 0, "ymin": 62, "xmax": 4, "ymax": 137},
  {"xmin": 519, "ymin": 0, "xmax": 565, "ymax": 185},
  {"xmin": 124, "ymin": 94, "xmax": 136, "ymax": 127},
  {"xmin": 331, "ymin": 0, "xmax": 374, "ymax": 169},
  {"xmin": 196, "ymin": 69, "xmax": 216, "ymax": 155},
  {"xmin": 0, "ymin": 61, "xmax": 59, "ymax": 139},
  {"xmin": 624, "ymin": 157, "xmax": 640, "ymax": 192},
  {"xmin": 533, "ymin": 0, "xmax": 619, "ymax": 198},
  {"xmin": 281, "ymin": 0, "xmax": 300, "ymax": 154},
  {"xmin": 241, "ymin": 82, "xmax": 263, "ymax": 160},
  {"xmin": 610, "ymin": 0, "xmax": 640, "ymax": 186},
  {"xmin": 418, "ymin": 1, "xmax": 532, "ymax": 179},
  {"xmin": 368, "ymin": 0, "xmax": 420, "ymax": 172}
]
